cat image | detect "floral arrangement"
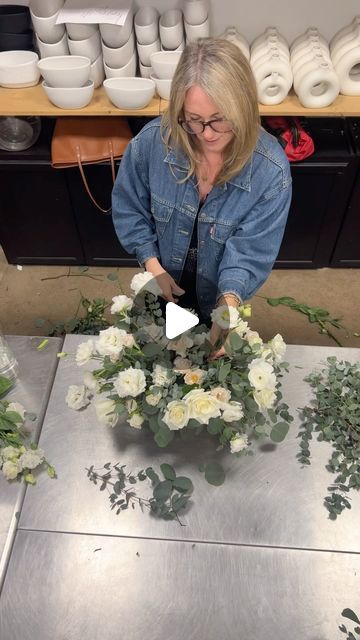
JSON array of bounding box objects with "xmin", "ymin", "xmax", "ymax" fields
[
  {"xmin": 65, "ymin": 272, "xmax": 292, "ymax": 455},
  {"xmin": 0, "ymin": 375, "xmax": 55, "ymax": 483}
]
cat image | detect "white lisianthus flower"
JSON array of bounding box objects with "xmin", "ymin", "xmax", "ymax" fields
[
  {"xmin": 211, "ymin": 305, "xmax": 240, "ymax": 330},
  {"xmin": 2, "ymin": 460, "xmax": 20, "ymax": 480},
  {"xmin": 268, "ymin": 333, "xmax": 286, "ymax": 363},
  {"xmin": 209, "ymin": 387, "xmax": 231, "ymax": 404},
  {"xmin": 96, "ymin": 327, "xmax": 128, "ymax": 361},
  {"xmin": 230, "ymin": 434, "xmax": 249, "ymax": 453},
  {"xmin": 83, "ymin": 370, "xmax": 99, "ymax": 392},
  {"xmin": 144, "ymin": 323, "xmax": 164, "ymax": 341},
  {"xmin": 193, "ymin": 332, "xmax": 209, "ymax": 347},
  {"xmin": 146, "ymin": 391, "xmax": 162, "ymax": 407},
  {"xmin": 184, "ymin": 368, "xmax": 205, "ymax": 385},
  {"xmin": 66, "ymin": 385, "xmax": 91, "ymax": 410},
  {"xmin": 163, "ymin": 400, "xmax": 190, "ymax": 431},
  {"xmin": 114, "ymin": 367, "xmax": 146, "ymax": 398},
  {"xmin": 128, "ymin": 413, "xmax": 145, "ymax": 429},
  {"xmin": 152, "ymin": 364, "xmax": 174, "ymax": 387},
  {"xmin": 94, "ymin": 397, "xmax": 118, "ymax": 427},
  {"xmin": 232, "ymin": 319, "xmax": 249, "ymax": 336},
  {"xmin": 75, "ymin": 339, "xmax": 95, "ymax": 366},
  {"xmin": 110, "ymin": 294, "xmax": 134, "ymax": 315},
  {"xmin": 130, "ymin": 272, "xmax": 163, "ymax": 297},
  {"xmin": 173, "ymin": 357, "xmax": 192, "ymax": 373},
  {"xmin": 222, "ymin": 401, "xmax": 244, "ymax": 422},
  {"xmin": 1, "ymin": 446, "xmax": 20, "ymax": 461},
  {"xmin": 245, "ymin": 330, "xmax": 263, "ymax": 348},
  {"xmin": 183, "ymin": 389, "xmax": 221, "ymax": 424},
  {"xmin": 248, "ymin": 358, "xmax": 276, "ymax": 391},
  {"xmin": 167, "ymin": 334, "xmax": 193, "ymax": 358},
  {"xmin": 6, "ymin": 402, "xmax": 26, "ymax": 422},
  {"xmin": 260, "ymin": 347, "xmax": 273, "ymax": 361},
  {"xmin": 254, "ymin": 388, "xmax": 277, "ymax": 410},
  {"xmin": 19, "ymin": 448, "xmax": 45, "ymax": 470}
]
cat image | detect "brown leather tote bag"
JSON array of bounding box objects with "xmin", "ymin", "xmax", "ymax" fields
[{"xmin": 51, "ymin": 116, "xmax": 133, "ymax": 213}]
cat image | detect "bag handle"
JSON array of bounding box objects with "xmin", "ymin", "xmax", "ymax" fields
[{"xmin": 76, "ymin": 140, "xmax": 116, "ymax": 214}]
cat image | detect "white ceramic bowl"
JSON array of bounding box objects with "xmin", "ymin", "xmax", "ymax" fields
[
  {"xmin": 37, "ymin": 55, "xmax": 90, "ymax": 87},
  {"xmin": 137, "ymin": 38, "xmax": 161, "ymax": 67},
  {"xmin": 90, "ymin": 53, "xmax": 105, "ymax": 88},
  {"xmin": 150, "ymin": 50, "xmax": 182, "ymax": 79},
  {"xmin": 30, "ymin": 8, "xmax": 65, "ymax": 44},
  {"xmin": 161, "ymin": 39, "xmax": 185, "ymax": 52},
  {"xmin": 66, "ymin": 23, "xmax": 98, "ymax": 41},
  {"xmin": 0, "ymin": 50, "xmax": 40, "ymax": 88},
  {"xmin": 183, "ymin": 0, "xmax": 208, "ymax": 26},
  {"xmin": 42, "ymin": 79, "xmax": 94, "ymax": 108},
  {"xmin": 29, "ymin": 0, "xmax": 64, "ymax": 19},
  {"xmin": 139, "ymin": 60, "xmax": 153, "ymax": 78},
  {"xmin": 150, "ymin": 73, "xmax": 172, "ymax": 100},
  {"xmin": 159, "ymin": 9, "xmax": 184, "ymax": 50},
  {"xmin": 103, "ymin": 51, "xmax": 137, "ymax": 78},
  {"xmin": 67, "ymin": 30, "xmax": 101, "ymax": 63},
  {"xmin": 134, "ymin": 6, "xmax": 159, "ymax": 45},
  {"xmin": 101, "ymin": 30, "xmax": 135, "ymax": 68},
  {"xmin": 104, "ymin": 77, "xmax": 155, "ymax": 109},
  {"xmin": 36, "ymin": 31, "xmax": 69, "ymax": 58},
  {"xmin": 99, "ymin": 10, "xmax": 133, "ymax": 48},
  {"xmin": 184, "ymin": 17, "xmax": 210, "ymax": 42}
]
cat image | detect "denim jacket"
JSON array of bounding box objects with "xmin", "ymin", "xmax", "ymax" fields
[{"xmin": 112, "ymin": 118, "xmax": 292, "ymax": 318}]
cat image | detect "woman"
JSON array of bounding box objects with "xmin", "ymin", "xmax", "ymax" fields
[{"xmin": 112, "ymin": 38, "xmax": 292, "ymax": 349}]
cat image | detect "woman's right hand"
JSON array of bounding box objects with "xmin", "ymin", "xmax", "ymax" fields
[{"xmin": 144, "ymin": 257, "xmax": 185, "ymax": 303}]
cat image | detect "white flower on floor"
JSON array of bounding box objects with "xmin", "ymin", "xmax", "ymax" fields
[
  {"xmin": 268, "ymin": 333, "xmax": 286, "ymax": 363},
  {"xmin": 19, "ymin": 448, "xmax": 45, "ymax": 470},
  {"xmin": 183, "ymin": 389, "xmax": 221, "ymax": 424},
  {"xmin": 173, "ymin": 357, "xmax": 192, "ymax": 373},
  {"xmin": 145, "ymin": 391, "xmax": 162, "ymax": 406},
  {"xmin": 230, "ymin": 434, "xmax": 248, "ymax": 453},
  {"xmin": 130, "ymin": 272, "xmax": 163, "ymax": 297},
  {"xmin": 83, "ymin": 371, "xmax": 99, "ymax": 392},
  {"xmin": 75, "ymin": 339, "xmax": 95, "ymax": 366},
  {"xmin": 254, "ymin": 388, "xmax": 277, "ymax": 410},
  {"xmin": 96, "ymin": 327, "xmax": 128, "ymax": 361},
  {"xmin": 222, "ymin": 401, "xmax": 244, "ymax": 422},
  {"xmin": 209, "ymin": 387, "xmax": 231, "ymax": 404},
  {"xmin": 152, "ymin": 364, "xmax": 174, "ymax": 387},
  {"xmin": 2, "ymin": 460, "xmax": 21, "ymax": 480},
  {"xmin": 94, "ymin": 397, "xmax": 118, "ymax": 427},
  {"xmin": 114, "ymin": 367, "xmax": 146, "ymax": 398},
  {"xmin": 183, "ymin": 368, "xmax": 205, "ymax": 385},
  {"xmin": 1, "ymin": 446, "xmax": 21, "ymax": 461},
  {"xmin": 211, "ymin": 305, "xmax": 240, "ymax": 330},
  {"xmin": 110, "ymin": 295, "xmax": 134, "ymax": 315},
  {"xmin": 167, "ymin": 334, "xmax": 193, "ymax": 358},
  {"xmin": 163, "ymin": 400, "xmax": 190, "ymax": 431},
  {"xmin": 248, "ymin": 358, "xmax": 276, "ymax": 391},
  {"xmin": 128, "ymin": 413, "xmax": 145, "ymax": 429},
  {"xmin": 66, "ymin": 385, "xmax": 91, "ymax": 410},
  {"xmin": 6, "ymin": 402, "xmax": 26, "ymax": 423}
]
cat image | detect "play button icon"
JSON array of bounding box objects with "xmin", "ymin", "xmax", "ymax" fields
[{"xmin": 165, "ymin": 302, "xmax": 199, "ymax": 339}]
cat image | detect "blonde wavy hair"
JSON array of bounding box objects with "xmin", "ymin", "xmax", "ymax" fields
[{"xmin": 161, "ymin": 37, "xmax": 260, "ymax": 186}]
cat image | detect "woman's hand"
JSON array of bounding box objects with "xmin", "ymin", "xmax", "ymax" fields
[
  {"xmin": 145, "ymin": 257, "xmax": 185, "ymax": 303},
  {"xmin": 208, "ymin": 293, "xmax": 241, "ymax": 360}
]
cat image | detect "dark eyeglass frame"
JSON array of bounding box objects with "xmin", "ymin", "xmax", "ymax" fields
[{"xmin": 177, "ymin": 117, "xmax": 234, "ymax": 134}]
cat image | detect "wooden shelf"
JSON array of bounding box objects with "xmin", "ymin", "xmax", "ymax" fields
[{"xmin": 0, "ymin": 84, "xmax": 161, "ymax": 116}]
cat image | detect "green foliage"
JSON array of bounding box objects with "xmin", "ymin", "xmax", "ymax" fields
[
  {"xmin": 86, "ymin": 461, "xmax": 194, "ymax": 525},
  {"xmin": 339, "ymin": 609, "xmax": 360, "ymax": 639},
  {"xmin": 298, "ymin": 357, "xmax": 360, "ymax": 519},
  {"xmin": 0, "ymin": 375, "xmax": 13, "ymax": 397},
  {"xmin": 47, "ymin": 295, "xmax": 110, "ymax": 336},
  {"xmin": 204, "ymin": 462, "xmax": 226, "ymax": 486}
]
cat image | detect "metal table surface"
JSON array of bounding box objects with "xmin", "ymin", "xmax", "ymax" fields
[
  {"xmin": 17, "ymin": 336, "xmax": 360, "ymax": 553},
  {"xmin": 0, "ymin": 336, "xmax": 62, "ymax": 587}
]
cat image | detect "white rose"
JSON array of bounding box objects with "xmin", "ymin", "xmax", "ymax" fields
[
  {"xmin": 209, "ymin": 387, "xmax": 231, "ymax": 404},
  {"xmin": 193, "ymin": 332, "xmax": 209, "ymax": 347},
  {"xmin": 114, "ymin": 367, "xmax": 146, "ymax": 398},
  {"xmin": 248, "ymin": 358, "xmax": 276, "ymax": 391},
  {"xmin": 75, "ymin": 339, "xmax": 95, "ymax": 366},
  {"xmin": 254, "ymin": 388, "xmax": 277, "ymax": 410},
  {"xmin": 96, "ymin": 326, "xmax": 128, "ymax": 361},
  {"xmin": 152, "ymin": 364, "xmax": 174, "ymax": 387},
  {"xmin": 269, "ymin": 333, "xmax": 286, "ymax": 363},
  {"xmin": 123, "ymin": 333, "xmax": 136, "ymax": 348},
  {"xmin": 83, "ymin": 371, "xmax": 99, "ymax": 392},
  {"xmin": 245, "ymin": 330, "xmax": 263, "ymax": 348},
  {"xmin": 1, "ymin": 446, "xmax": 20, "ymax": 461},
  {"xmin": 173, "ymin": 357, "xmax": 192, "ymax": 373},
  {"xmin": 128, "ymin": 413, "xmax": 145, "ymax": 429},
  {"xmin": 183, "ymin": 368, "xmax": 205, "ymax": 385},
  {"xmin": 183, "ymin": 389, "xmax": 221, "ymax": 425},
  {"xmin": 130, "ymin": 272, "xmax": 163, "ymax": 297},
  {"xmin": 232, "ymin": 319, "xmax": 249, "ymax": 336},
  {"xmin": 6, "ymin": 402, "xmax": 26, "ymax": 422},
  {"xmin": 230, "ymin": 434, "xmax": 248, "ymax": 453},
  {"xmin": 66, "ymin": 385, "xmax": 91, "ymax": 410},
  {"xmin": 2, "ymin": 460, "xmax": 20, "ymax": 480},
  {"xmin": 110, "ymin": 294, "xmax": 134, "ymax": 315},
  {"xmin": 222, "ymin": 401, "xmax": 244, "ymax": 422},
  {"xmin": 211, "ymin": 305, "xmax": 240, "ymax": 330},
  {"xmin": 144, "ymin": 323, "xmax": 164, "ymax": 341},
  {"xmin": 19, "ymin": 448, "xmax": 45, "ymax": 470},
  {"xmin": 146, "ymin": 391, "xmax": 162, "ymax": 407},
  {"xmin": 94, "ymin": 397, "xmax": 118, "ymax": 427},
  {"xmin": 166, "ymin": 334, "xmax": 193, "ymax": 358},
  {"xmin": 163, "ymin": 400, "xmax": 190, "ymax": 431}
]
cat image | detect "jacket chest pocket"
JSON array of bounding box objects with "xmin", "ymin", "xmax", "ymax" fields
[
  {"xmin": 209, "ymin": 221, "xmax": 237, "ymax": 245},
  {"xmin": 151, "ymin": 200, "xmax": 174, "ymax": 238}
]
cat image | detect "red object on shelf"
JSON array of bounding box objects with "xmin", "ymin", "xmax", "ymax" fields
[{"xmin": 263, "ymin": 116, "xmax": 315, "ymax": 161}]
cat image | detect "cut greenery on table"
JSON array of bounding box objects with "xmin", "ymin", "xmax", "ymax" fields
[
  {"xmin": 339, "ymin": 609, "xmax": 360, "ymax": 639},
  {"xmin": 297, "ymin": 357, "xmax": 360, "ymax": 519}
]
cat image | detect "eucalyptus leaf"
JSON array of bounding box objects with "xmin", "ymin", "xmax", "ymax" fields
[
  {"xmin": 204, "ymin": 462, "xmax": 225, "ymax": 486},
  {"xmin": 342, "ymin": 609, "xmax": 360, "ymax": 625},
  {"xmin": 160, "ymin": 463, "xmax": 176, "ymax": 481},
  {"xmin": 154, "ymin": 427, "xmax": 175, "ymax": 448},
  {"xmin": 172, "ymin": 476, "xmax": 193, "ymax": 493},
  {"xmin": 0, "ymin": 375, "xmax": 12, "ymax": 397},
  {"xmin": 153, "ymin": 480, "xmax": 173, "ymax": 502},
  {"xmin": 270, "ymin": 422, "xmax": 290, "ymax": 443}
]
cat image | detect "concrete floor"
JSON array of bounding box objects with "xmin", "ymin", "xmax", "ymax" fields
[{"xmin": 0, "ymin": 246, "xmax": 359, "ymax": 348}]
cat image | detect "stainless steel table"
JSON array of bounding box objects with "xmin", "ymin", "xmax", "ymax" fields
[
  {"xmin": 0, "ymin": 335, "xmax": 359, "ymax": 639},
  {"xmin": 0, "ymin": 336, "xmax": 62, "ymax": 588}
]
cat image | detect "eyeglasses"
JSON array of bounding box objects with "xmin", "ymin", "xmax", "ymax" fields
[{"xmin": 178, "ymin": 118, "xmax": 233, "ymax": 134}]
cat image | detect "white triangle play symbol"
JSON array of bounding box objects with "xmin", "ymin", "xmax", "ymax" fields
[{"xmin": 165, "ymin": 302, "xmax": 199, "ymax": 339}]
